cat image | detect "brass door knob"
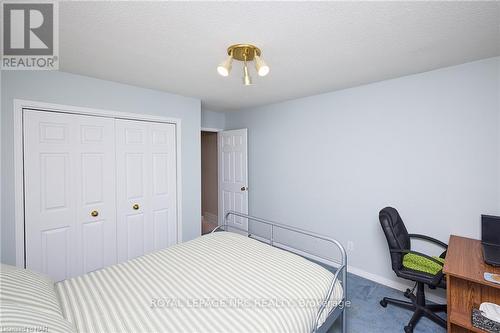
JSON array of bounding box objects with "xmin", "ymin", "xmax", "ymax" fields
[
  {"xmin": 132, "ymin": 204, "xmax": 140, "ymax": 210},
  {"xmin": 91, "ymin": 210, "xmax": 99, "ymax": 217}
]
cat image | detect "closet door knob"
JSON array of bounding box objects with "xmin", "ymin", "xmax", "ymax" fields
[
  {"xmin": 90, "ymin": 210, "xmax": 99, "ymax": 217},
  {"xmin": 132, "ymin": 204, "xmax": 140, "ymax": 210},
  {"xmin": 240, "ymin": 186, "xmax": 247, "ymax": 191}
]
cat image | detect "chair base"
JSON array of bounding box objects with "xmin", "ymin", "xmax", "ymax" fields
[{"xmin": 379, "ymin": 282, "xmax": 447, "ymax": 333}]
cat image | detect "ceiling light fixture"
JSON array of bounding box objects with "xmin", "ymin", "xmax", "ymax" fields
[{"xmin": 217, "ymin": 44, "xmax": 269, "ymax": 84}]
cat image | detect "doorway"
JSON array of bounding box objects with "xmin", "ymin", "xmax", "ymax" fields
[{"xmin": 201, "ymin": 131, "xmax": 219, "ymax": 234}]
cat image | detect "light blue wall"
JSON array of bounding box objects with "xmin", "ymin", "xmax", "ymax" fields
[
  {"xmin": 1, "ymin": 70, "xmax": 201, "ymax": 264},
  {"xmin": 226, "ymin": 57, "xmax": 500, "ymax": 285},
  {"xmin": 201, "ymin": 109, "xmax": 226, "ymax": 130}
]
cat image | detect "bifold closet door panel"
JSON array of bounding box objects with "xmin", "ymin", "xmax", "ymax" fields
[
  {"xmin": 76, "ymin": 114, "xmax": 117, "ymax": 274},
  {"xmin": 150, "ymin": 122, "xmax": 178, "ymax": 251},
  {"xmin": 23, "ymin": 110, "xmax": 117, "ymax": 281},
  {"xmin": 115, "ymin": 119, "xmax": 177, "ymax": 263}
]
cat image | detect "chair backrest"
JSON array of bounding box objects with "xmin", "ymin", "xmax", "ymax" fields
[{"xmin": 379, "ymin": 207, "xmax": 411, "ymax": 271}]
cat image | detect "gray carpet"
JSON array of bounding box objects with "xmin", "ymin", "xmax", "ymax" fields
[{"xmin": 327, "ymin": 273, "xmax": 446, "ymax": 333}]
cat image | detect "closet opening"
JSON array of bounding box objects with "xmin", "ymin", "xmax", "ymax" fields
[
  {"xmin": 16, "ymin": 103, "xmax": 181, "ymax": 280},
  {"xmin": 201, "ymin": 130, "xmax": 219, "ymax": 234}
]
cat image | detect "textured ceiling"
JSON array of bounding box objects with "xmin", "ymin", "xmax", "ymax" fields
[{"xmin": 59, "ymin": 1, "xmax": 500, "ymax": 111}]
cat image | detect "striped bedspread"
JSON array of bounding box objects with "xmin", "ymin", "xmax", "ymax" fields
[{"xmin": 56, "ymin": 232, "xmax": 343, "ymax": 333}]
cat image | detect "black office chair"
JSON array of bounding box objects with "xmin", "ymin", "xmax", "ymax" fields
[{"xmin": 379, "ymin": 207, "xmax": 447, "ymax": 333}]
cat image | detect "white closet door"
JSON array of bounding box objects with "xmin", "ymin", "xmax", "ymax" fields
[
  {"xmin": 150, "ymin": 122, "xmax": 177, "ymax": 250},
  {"xmin": 24, "ymin": 110, "xmax": 116, "ymax": 281},
  {"xmin": 115, "ymin": 119, "xmax": 177, "ymax": 263},
  {"xmin": 76, "ymin": 114, "xmax": 117, "ymax": 274}
]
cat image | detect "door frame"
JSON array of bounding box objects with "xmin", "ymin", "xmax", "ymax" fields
[
  {"xmin": 201, "ymin": 127, "xmax": 223, "ymax": 133},
  {"xmin": 13, "ymin": 99, "xmax": 183, "ymax": 267}
]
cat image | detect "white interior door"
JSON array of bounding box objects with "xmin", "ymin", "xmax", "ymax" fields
[
  {"xmin": 115, "ymin": 119, "xmax": 177, "ymax": 263},
  {"xmin": 24, "ymin": 110, "xmax": 116, "ymax": 281},
  {"xmin": 218, "ymin": 129, "xmax": 248, "ymax": 232}
]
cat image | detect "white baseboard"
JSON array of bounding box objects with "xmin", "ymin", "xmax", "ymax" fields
[
  {"xmin": 346, "ymin": 265, "xmax": 446, "ymax": 304},
  {"xmin": 249, "ymin": 234, "xmax": 446, "ymax": 304}
]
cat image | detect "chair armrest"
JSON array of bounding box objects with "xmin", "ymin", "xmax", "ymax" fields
[
  {"xmin": 408, "ymin": 234, "xmax": 448, "ymax": 249},
  {"xmin": 390, "ymin": 249, "xmax": 445, "ymax": 267}
]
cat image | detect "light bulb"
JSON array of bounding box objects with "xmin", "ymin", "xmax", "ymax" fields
[
  {"xmin": 217, "ymin": 55, "xmax": 233, "ymax": 77},
  {"xmin": 254, "ymin": 55, "xmax": 269, "ymax": 77}
]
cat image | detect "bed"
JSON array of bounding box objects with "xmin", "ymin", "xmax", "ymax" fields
[{"xmin": 1, "ymin": 212, "xmax": 347, "ymax": 333}]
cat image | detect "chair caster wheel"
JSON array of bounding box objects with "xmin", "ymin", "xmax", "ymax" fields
[
  {"xmin": 404, "ymin": 289, "xmax": 412, "ymax": 298},
  {"xmin": 404, "ymin": 324, "xmax": 413, "ymax": 333},
  {"xmin": 380, "ymin": 299, "xmax": 387, "ymax": 307}
]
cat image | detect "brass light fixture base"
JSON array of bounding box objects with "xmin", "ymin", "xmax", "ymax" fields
[{"xmin": 227, "ymin": 44, "xmax": 261, "ymax": 61}]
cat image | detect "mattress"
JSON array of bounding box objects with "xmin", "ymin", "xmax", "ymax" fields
[{"xmin": 56, "ymin": 232, "xmax": 343, "ymax": 333}]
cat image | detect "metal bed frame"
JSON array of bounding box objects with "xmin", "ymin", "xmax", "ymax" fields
[{"xmin": 212, "ymin": 210, "xmax": 347, "ymax": 333}]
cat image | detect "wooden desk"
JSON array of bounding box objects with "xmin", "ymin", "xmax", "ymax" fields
[{"xmin": 443, "ymin": 235, "xmax": 500, "ymax": 333}]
